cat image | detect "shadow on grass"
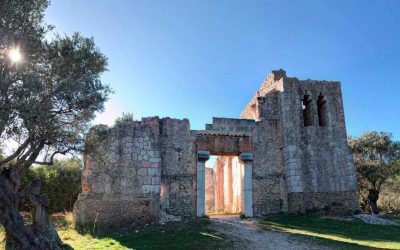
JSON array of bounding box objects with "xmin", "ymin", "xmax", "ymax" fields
[
  {"xmin": 111, "ymin": 218, "xmax": 231, "ymax": 250},
  {"xmin": 71, "ymin": 218, "xmax": 232, "ymax": 250},
  {"xmin": 261, "ymin": 214, "xmax": 400, "ymax": 250}
]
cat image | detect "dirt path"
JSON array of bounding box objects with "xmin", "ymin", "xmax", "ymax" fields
[{"xmin": 209, "ymin": 215, "xmax": 332, "ymax": 250}]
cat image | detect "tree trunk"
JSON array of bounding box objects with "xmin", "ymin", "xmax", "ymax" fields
[
  {"xmin": 0, "ymin": 168, "xmax": 71, "ymax": 250},
  {"xmin": 367, "ymin": 188, "xmax": 380, "ymax": 215}
]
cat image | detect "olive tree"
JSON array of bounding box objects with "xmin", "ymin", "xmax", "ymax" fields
[
  {"xmin": 349, "ymin": 131, "xmax": 400, "ymax": 214},
  {"xmin": 0, "ymin": 1, "xmax": 111, "ymax": 249}
]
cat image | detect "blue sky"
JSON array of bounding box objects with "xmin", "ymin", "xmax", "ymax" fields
[{"xmin": 45, "ymin": 0, "xmax": 400, "ymax": 139}]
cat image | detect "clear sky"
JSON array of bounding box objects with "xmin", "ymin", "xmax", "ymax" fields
[{"xmin": 45, "ymin": 0, "xmax": 400, "ymax": 139}]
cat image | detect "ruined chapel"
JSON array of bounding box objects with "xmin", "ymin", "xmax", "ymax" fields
[{"xmin": 74, "ymin": 69, "xmax": 359, "ymax": 229}]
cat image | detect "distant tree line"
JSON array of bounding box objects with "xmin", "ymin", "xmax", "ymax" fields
[{"xmin": 22, "ymin": 158, "xmax": 82, "ymax": 214}]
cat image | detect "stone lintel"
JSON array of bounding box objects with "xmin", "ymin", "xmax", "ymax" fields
[
  {"xmin": 197, "ymin": 151, "xmax": 210, "ymax": 162},
  {"xmin": 239, "ymin": 152, "xmax": 254, "ymax": 162}
]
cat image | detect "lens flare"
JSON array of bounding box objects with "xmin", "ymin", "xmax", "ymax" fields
[{"xmin": 8, "ymin": 48, "xmax": 22, "ymax": 63}]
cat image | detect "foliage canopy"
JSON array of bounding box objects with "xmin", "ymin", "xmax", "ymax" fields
[
  {"xmin": 23, "ymin": 159, "xmax": 82, "ymax": 213},
  {"xmin": 0, "ymin": 0, "xmax": 111, "ymax": 249},
  {"xmin": 349, "ymin": 131, "xmax": 400, "ymax": 214}
]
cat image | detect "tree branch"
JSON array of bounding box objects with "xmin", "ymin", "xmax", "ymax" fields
[{"xmin": 0, "ymin": 137, "xmax": 32, "ymax": 165}]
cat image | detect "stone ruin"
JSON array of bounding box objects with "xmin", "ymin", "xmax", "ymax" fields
[{"xmin": 73, "ymin": 69, "xmax": 359, "ymax": 230}]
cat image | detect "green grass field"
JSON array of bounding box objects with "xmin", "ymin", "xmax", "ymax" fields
[
  {"xmin": 261, "ymin": 214, "xmax": 400, "ymax": 249},
  {"xmin": 0, "ymin": 214, "xmax": 233, "ymax": 250}
]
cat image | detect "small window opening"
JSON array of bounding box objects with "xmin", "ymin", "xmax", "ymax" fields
[
  {"xmin": 317, "ymin": 94, "xmax": 327, "ymax": 126},
  {"xmin": 302, "ymin": 94, "xmax": 312, "ymax": 126}
]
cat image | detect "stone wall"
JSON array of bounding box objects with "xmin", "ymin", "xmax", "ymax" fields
[
  {"xmin": 240, "ymin": 70, "xmax": 284, "ymax": 121},
  {"xmin": 74, "ymin": 194, "xmax": 158, "ymax": 232},
  {"xmin": 74, "ymin": 117, "xmax": 196, "ymax": 230},
  {"xmin": 249, "ymin": 120, "xmax": 286, "ymax": 216},
  {"xmin": 280, "ymin": 77, "xmax": 356, "ymax": 194},
  {"xmin": 159, "ymin": 118, "xmax": 197, "ymax": 216},
  {"xmin": 240, "ymin": 69, "xmax": 358, "ymax": 214},
  {"xmin": 74, "ymin": 118, "xmax": 163, "ymax": 230},
  {"xmin": 240, "ymin": 71, "xmax": 286, "ymax": 216},
  {"xmin": 205, "ymin": 117, "xmax": 256, "ymax": 134},
  {"xmin": 74, "ymin": 69, "xmax": 359, "ymax": 230},
  {"xmin": 288, "ymin": 191, "xmax": 359, "ymax": 213}
]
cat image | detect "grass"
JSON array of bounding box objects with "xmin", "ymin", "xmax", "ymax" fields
[
  {"xmin": 260, "ymin": 213, "xmax": 400, "ymax": 250},
  {"xmin": 0, "ymin": 213, "xmax": 233, "ymax": 250}
]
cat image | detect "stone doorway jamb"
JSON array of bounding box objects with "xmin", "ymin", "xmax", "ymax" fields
[
  {"xmin": 197, "ymin": 150, "xmax": 210, "ymax": 217},
  {"xmin": 240, "ymin": 152, "xmax": 254, "ymax": 217}
]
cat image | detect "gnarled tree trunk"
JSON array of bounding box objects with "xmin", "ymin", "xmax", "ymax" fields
[
  {"xmin": 0, "ymin": 167, "xmax": 71, "ymax": 250},
  {"xmin": 367, "ymin": 188, "xmax": 380, "ymax": 215}
]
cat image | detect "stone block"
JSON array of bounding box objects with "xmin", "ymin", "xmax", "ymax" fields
[
  {"xmin": 149, "ymin": 157, "xmax": 161, "ymax": 163},
  {"xmin": 104, "ymin": 183, "xmax": 112, "ymax": 194},
  {"xmin": 137, "ymin": 168, "xmax": 147, "ymax": 177},
  {"xmin": 142, "ymin": 185, "xmax": 159, "ymax": 194},
  {"xmin": 239, "ymin": 152, "xmax": 254, "ymax": 162},
  {"xmin": 291, "ymin": 185, "xmax": 302, "ymax": 192},
  {"xmin": 152, "ymin": 176, "xmax": 161, "ymax": 185},
  {"xmin": 143, "ymin": 176, "xmax": 152, "ymax": 185},
  {"xmin": 148, "ymin": 168, "xmax": 159, "ymax": 176},
  {"xmin": 197, "ymin": 151, "xmax": 210, "ymax": 162}
]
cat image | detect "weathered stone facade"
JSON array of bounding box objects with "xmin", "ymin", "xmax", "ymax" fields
[{"xmin": 74, "ymin": 70, "xmax": 358, "ymax": 230}]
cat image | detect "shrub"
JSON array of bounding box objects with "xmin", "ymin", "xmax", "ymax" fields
[
  {"xmin": 23, "ymin": 158, "xmax": 82, "ymax": 213},
  {"xmin": 378, "ymin": 176, "xmax": 400, "ymax": 215},
  {"xmin": 114, "ymin": 112, "xmax": 135, "ymax": 125}
]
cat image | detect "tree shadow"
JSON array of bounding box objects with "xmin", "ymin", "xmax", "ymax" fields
[
  {"xmin": 74, "ymin": 218, "xmax": 231, "ymax": 250},
  {"xmin": 261, "ymin": 214, "xmax": 400, "ymax": 250}
]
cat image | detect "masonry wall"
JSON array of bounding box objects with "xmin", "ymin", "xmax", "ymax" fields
[
  {"xmin": 159, "ymin": 118, "xmax": 197, "ymax": 216},
  {"xmin": 240, "ymin": 70, "xmax": 287, "ymax": 216},
  {"xmin": 74, "ymin": 119, "xmax": 161, "ymax": 230},
  {"xmin": 74, "ymin": 69, "xmax": 359, "ymax": 230},
  {"xmin": 240, "ymin": 69, "xmax": 358, "ymax": 214},
  {"xmin": 74, "ymin": 117, "xmax": 196, "ymax": 231},
  {"xmin": 250, "ymin": 120, "xmax": 287, "ymax": 215},
  {"xmin": 280, "ymin": 76, "xmax": 358, "ymax": 212}
]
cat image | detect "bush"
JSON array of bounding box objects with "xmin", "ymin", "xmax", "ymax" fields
[
  {"xmin": 114, "ymin": 112, "xmax": 135, "ymax": 125},
  {"xmin": 378, "ymin": 176, "xmax": 400, "ymax": 215},
  {"xmin": 23, "ymin": 158, "xmax": 82, "ymax": 213}
]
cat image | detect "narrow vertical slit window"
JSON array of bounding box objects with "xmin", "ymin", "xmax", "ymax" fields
[
  {"xmin": 317, "ymin": 94, "xmax": 327, "ymax": 126},
  {"xmin": 302, "ymin": 94, "xmax": 312, "ymax": 126}
]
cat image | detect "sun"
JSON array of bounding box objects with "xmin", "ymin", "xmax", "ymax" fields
[{"xmin": 8, "ymin": 48, "xmax": 22, "ymax": 63}]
